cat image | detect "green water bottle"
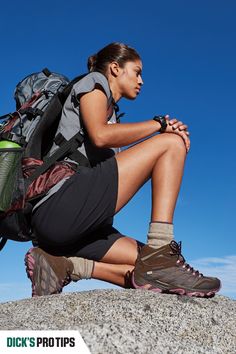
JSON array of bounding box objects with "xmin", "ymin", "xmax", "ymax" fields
[
  {"xmin": 0, "ymin": 140, "xmax": 22, "ymax": 212},
  {"xmin": 0, "ymin": 140, "xmax": 21, "ymax": 149}
]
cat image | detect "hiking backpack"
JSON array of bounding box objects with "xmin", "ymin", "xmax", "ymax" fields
[{"xmin": 0, "ymin": 68, "xmax": 89, "ymax": 251}]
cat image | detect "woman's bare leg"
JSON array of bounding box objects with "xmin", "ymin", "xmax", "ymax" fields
[
  {"xmin": 92, "ymin": 236, "xmax": 139, "ymax": 287},
  {"xmin": 100, "ymin": 237, "xmax": 139, "ymax": 265},
  {"xmin": 115, "ymin": 133, "xmax": 187, "ymax": 222},
  {"xmin": 113, "ymin": 133, "xmax": 221, "ymax": 296},
  {"xmin": 92, "ymin": 262, "xmax": 133, "ymax": 287}
]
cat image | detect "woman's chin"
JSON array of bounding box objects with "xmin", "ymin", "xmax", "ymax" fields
[{"xmin": 124, "ymin": 93, "xmax": 138, "ymax": 100}]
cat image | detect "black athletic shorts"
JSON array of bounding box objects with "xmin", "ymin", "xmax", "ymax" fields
[{"xmin": 32, "ymin": 157, "xmax": 126, "ymax": 260}]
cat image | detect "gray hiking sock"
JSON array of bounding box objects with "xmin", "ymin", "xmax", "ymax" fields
[
  {"xmin": 147, "ymin": 221, "xmax": 174, "ymax": 249},
  {"xmin": 67, "ymin": 257, "xmax": 94, "ymax": 281}
]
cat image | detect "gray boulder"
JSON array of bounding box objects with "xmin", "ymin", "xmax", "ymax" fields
[{"xmin": 0, "ymin": 289, "xmax": 235, "ymax": 353}]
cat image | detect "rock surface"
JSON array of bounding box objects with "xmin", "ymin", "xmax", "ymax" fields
[{"xmin": 0, "ymin": 289, "xmax": 235, "ymax": 354}]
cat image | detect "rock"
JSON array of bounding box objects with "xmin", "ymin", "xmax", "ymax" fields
[{"xmin": 0, "ymin": 289, "xmax": 235, "ymax": 354}]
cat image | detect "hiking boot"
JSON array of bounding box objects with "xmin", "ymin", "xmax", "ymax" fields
[
  {"xmin": 25, "ymin": 247, "xmax": 75, "ymax": 297},
  {"xmin": 132, "ymin": 241, "xmax": 221, "ymax": 297}
]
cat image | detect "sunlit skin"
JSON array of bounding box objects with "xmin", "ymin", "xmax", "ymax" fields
[
  {"xmin": 108, "ymin": 60, "xmax": 144, "ymax": 101},
  {"xmin": 79, "ymin": 59, "xmax": 190, "ymax": 288}
]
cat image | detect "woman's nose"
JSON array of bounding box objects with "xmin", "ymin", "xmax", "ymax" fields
[{"xmin": 138, "ymin": 75, "xmax": 144, "ymax": 85}]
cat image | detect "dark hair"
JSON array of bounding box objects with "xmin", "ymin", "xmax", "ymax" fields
[{"xmin": 87, "ymin": 42, "xmax": 141, "ymax": 74}]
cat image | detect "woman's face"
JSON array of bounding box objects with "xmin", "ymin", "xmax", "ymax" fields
[{"xmin": 117, "ymin": 59, "xmax": 143, "ymax": 100}]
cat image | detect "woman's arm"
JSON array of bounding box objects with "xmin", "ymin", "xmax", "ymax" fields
[
  {"xmin": 80, "ymin": 89, "xmax": 161, "ymax": 148},
  {"xmin": 80, "ymin": 89, "xmax": 190, "ymax": 151}
]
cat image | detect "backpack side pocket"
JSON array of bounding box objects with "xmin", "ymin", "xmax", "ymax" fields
[{"xmin": 0, "ymin": 147, "xmax": 25, "ymax": 212}]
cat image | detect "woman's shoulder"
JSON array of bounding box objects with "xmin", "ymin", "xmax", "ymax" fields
[{"xmin": 72, "ymin": 71, "xmax": 111, "ymax": 99}]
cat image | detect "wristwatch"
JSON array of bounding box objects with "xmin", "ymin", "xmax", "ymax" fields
[{"xmin": 153, "ymin": 115, "xmax": 167, "ymax": 133}]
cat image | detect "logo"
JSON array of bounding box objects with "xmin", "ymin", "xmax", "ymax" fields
[
  {"xmin": 0, "ymin": 331, "xmax": 91, "ymax": 353},
  {"xmin": 6, "ymin": 336, "xmax": 75, "ymax": 347}
]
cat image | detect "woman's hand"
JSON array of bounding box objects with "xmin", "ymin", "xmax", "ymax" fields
[{"xmin": 164, "ymin": 115, "xmax": 190, "ymax": 152}]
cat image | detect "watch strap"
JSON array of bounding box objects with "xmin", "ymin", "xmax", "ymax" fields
[{"xmin": 153, "ymin": 115, "xmax": 167, "ymax": 133}]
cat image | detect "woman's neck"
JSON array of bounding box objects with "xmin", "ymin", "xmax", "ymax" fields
[{"xmin": 108, "ymin": 77, "xmax": 122, "ymax": 103}]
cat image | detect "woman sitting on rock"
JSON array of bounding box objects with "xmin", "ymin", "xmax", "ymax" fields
[{"xmin": 25, "ymin": 42, "xmax": 221, "ymax": 298}]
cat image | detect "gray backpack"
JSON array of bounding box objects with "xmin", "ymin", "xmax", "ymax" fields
[{"xmin": 0, "ymin": 68, "xmax": 88, "ymax": 250}]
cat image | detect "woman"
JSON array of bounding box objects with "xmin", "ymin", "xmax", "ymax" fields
[{"xmin": 25, "ymin": 42, "xmax": 221, "ymax": 298}]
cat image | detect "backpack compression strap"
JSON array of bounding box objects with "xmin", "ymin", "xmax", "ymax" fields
[
  {"xmin": 54, "ymin": 132, "xmax": 90, "ymax": 168},
  {"xmin": 25, "ymin": 130, "xmax": 87, "ymax": 188}
]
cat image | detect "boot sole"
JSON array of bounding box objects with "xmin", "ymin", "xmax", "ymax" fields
[
  {"xmin": 131, "ymin": 273, "xmax": 220, "ymax": 298},
  {"xmin": 25, "ymin": 248, "xmax": 63, "ymax": 297}
]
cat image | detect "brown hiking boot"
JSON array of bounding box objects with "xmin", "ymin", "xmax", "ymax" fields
[
  {"xmin": 132, "ymin": 241, "xmax": 221, "ymax": 297},
  {"xmin": 25, "ymin": 247, "xmax": 76, "ymax": 297}
]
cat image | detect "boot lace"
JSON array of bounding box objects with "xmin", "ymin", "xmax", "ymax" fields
[{"xmin": 169, "ymin": 241, "xmax": 203, "ymax": 277}]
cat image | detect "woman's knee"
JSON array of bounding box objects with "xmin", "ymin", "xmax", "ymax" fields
[{"xmin": 160, "ymin": 133, "xmax": 187, "ymax": 155}]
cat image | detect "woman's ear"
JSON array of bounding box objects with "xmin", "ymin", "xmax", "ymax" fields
[{"xmin": 109, "ymin": 61, "xmax": 120, "ymax": 77}]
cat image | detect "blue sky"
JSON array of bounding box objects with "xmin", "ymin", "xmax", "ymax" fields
[{"xmin": 0, "ymin": 0, "xmax": 236, "ymax": 303}]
